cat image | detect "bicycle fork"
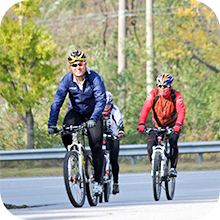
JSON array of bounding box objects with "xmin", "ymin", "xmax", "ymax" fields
[
  {"xmin": 151, "ymin": 146, "xmax": 167, "ymax": 177},
  {"xmin": 67, "ymin": 143, "xmax": 85, "ymax": 186}
]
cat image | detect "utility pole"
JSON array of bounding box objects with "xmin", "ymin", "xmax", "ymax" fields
[
  {"xmin": 118, "ymin": 0, "xmax": 126, "ymax": 110},
  {"xmin": 146, "ymin": 0, "xmax": 154, "ymax": 94},
  {"xmin": 118, "ymin": 0, "xmax": 126, "ymax": 74},
  {"xmin": 19, "ymin": 2, "xmax": 23, "ymax": 36}
]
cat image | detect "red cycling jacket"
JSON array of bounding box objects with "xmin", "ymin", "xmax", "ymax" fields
[{"xmin": 138, "ymin": 88, "xmax": 186, "ymax": 128}]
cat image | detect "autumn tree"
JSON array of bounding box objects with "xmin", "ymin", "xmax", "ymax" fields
[
  {"xmin": 0, "ymin": 0, "xmax": 59, "ymax": 149},
  {"xmin": 153, "ymin": 0, "xmax": 220, "ymax": 141},
  {"xmin": 154, "ymin": 0, "xmax": 220, "ymax": 73}
]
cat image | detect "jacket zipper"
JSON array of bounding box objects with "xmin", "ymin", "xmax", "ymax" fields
[
  {"xmin": 81, "ymin": 89, "xmax": 84, "ymax": 114},
  {"xmin": 163, "ymin": 98, "xmax": 165, "ymax": 125}
]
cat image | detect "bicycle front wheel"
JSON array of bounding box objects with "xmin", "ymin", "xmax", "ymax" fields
[
  {"xmin": 165, "ymin": 158, "xmax": 176, "ymax": 200},
  {"xmin": 63, "ymin": 151, "xmax": 86, "ymax": 207},
  {"xmin": 153, "ymin": 151, "xmax": 162, "ymax": 201},
  {"xmin": 85, "ymin": 153, "xmax": 98, "ymax": 206}
]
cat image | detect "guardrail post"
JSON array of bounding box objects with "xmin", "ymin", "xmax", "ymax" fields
[
  {"xmin": 131, "ymin": 156, "xmax": 136, "ymax": 165},
  {"xmin": 198, "ymin": 153, "xmax": 203, "ymax": 163}
]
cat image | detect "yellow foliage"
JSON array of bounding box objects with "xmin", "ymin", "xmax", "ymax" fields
[
  {"xmin": 176, "ymin": 7, "xmax": 198, "ymax": 18},
  {"xmin": 173, "ymin": 48, "xmax": 182, "ymax": 53},
  {"xmin": 190, "ymin": 0, "xmax": 201, "ymax": 8},
  {"xmin": 169, "ymin": 53, "xmax": 175, "ymax": 59},
  {"xmin": 195, "ymin": 72, "xmax": 200, "ymax": 77},
  {"xmin": 161, "ymin": 52, "xmax": 167, "ymax": 57}
]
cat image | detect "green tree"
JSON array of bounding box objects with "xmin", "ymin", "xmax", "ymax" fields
[{"xmin": 0, "ymin": 0, "xmax": 59, "ymax": 149}]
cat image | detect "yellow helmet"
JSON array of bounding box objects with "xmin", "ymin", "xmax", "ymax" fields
[{"xmin": 68, "ymin": 50, "xmax": 86, "ymax": 64}]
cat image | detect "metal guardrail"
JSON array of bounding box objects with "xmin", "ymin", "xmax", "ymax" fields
[{"xmin": 0, "ymin": 141, "xmax": 220, "ymax": 164}]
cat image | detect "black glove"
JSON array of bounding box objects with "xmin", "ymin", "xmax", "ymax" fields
[
  {"xmin": 48, "ymin": 125, "xmax": 58, "ymax": 134},
  {"xmin": 86, "ymin": 119, "xmax": 96, "ymax": 128}
]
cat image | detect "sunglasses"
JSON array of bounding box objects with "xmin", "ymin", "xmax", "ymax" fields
[
  {"xmin": 158, "ymin": 85, "xmax": 170, "ymax": 88},
  {"xmin": 71, "ymin": 62, "xmax": 85, "ymax": 67},
  {"xmin": 106, "ymin": 103, "xmax": 112, "ymax": 106}
]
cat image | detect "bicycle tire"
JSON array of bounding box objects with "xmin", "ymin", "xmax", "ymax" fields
[
  {"xmin": 63, "ymin": 151, "xmax": 86, "ymax": 207},
  {"xmin": 104, "ymin": 182, "xmax": 111, "ymax": 202},
  {"xmin": 99, "ymin": 192, "xmax": 103, "ymax": 203},
  {"xmin": 165, "ymin": 158, "xmax": 176, "ymax": 200},
  {"xmin": 104, "ymin": 164, "xmax": 112, "ymax": 202},
  {"xmin": 153, "ymin": 151, "xmax": 162, "ymax": 201},
  {"xmin": 85, "ymin": 154, "xmax": 98, "ymax": 206}
]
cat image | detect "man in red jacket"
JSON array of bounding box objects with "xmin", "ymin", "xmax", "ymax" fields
[{"xmin": 137, "ymin": 73, "xmax": 185, "ymax": 177}]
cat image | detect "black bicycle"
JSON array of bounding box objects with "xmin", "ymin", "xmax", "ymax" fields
[
  {"xmin": 99, "ymin": 131, "xmax": 118, "ymax": 203},
  {"xmin": 55, "ymin": 123, "xmax": 98, "ymax": 207},
  {"xmin": 145, "ymin": 127, "xmax": 176, "ymax": 201}
]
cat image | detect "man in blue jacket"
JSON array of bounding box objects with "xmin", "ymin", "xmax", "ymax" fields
[{"xmin": 48, "ymin": 50, "xmax": 106, "ymax": 195}]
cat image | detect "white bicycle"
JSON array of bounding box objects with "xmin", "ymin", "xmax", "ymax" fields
[
  {"xmin": 145, "ymin": 127, "xmax": 176, "ymax": 201},
  {"xmin": 55, "ymin": 123, "xmax": 98, "ymax": 207}
]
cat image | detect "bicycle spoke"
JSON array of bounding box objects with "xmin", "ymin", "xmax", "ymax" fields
[{"xmin": 63, "ymin": 151, "xmax": 86, "ymax": 207}]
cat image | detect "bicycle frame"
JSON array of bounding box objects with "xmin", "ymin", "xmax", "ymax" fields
[
  {"xmin": 99, "ymin": 132, "xmax": 118, "ymax": 203},
  {"xmin": 151, "ymin": 135, "xmax": 168, "ymax": 178},
  {"xmin": 57, "ymin": 124, "xmax": 89, "ymax": 184},
  {"xmin": 102, "ymin": 133, "xmax": 115, "ymax": 184},
  {"xmin": 68, "ymin": 132, "xmax": 84, "ymax": 182}
]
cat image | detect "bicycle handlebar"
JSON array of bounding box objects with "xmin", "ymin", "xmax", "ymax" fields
[
  {"xmin": 103, "ymin": 133, "xmax": 119, "ymax": 140},
  {"xmin": 55, "ymin": 122, "xmax": 87, "ymax": 136},
  {"xmin": 144, "ymin": 127, "xmax": 174, "ymax": 135}
]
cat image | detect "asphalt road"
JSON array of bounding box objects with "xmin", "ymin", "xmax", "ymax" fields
[{"xmin": 1, "ymin": 170, "xmax": 220, "ymax": 220}]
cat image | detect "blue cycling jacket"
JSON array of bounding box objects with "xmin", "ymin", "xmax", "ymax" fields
[{"xmin": 48, "ymin": 68, "xmax": 106, "ymax": 126}]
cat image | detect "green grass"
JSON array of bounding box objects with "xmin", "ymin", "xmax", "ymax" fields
[{"xmin": 0, "ymin": 154, "xmax": 219, "ymax": 178}]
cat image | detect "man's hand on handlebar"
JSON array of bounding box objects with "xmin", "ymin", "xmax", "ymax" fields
[
  {"xmin": 86, "ymin": 119, "xmax": 96, "ymax": 128},
  {"xmin": 48, "ymin": 125, "xmax": 58, "ymax": 134},
  {"xmin": 137, "ymin": 123, "xmax": 145, "ymax": 132},
  {"xmin": 173, "ymin": 123, "xmax": 181, "ymax": 133}
]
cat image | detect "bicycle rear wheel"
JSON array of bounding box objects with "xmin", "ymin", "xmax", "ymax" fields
[
  {"xmin": 165, "ymin": 158, "xmax": 176, "ymax": 200},
  {"xmin": 85, "ymin": 153, "xmax": 98, "ymax": 206},
  {"xmin": 104, "ymin": 168, "xmax": 112, "ymax": 202},
  {"xmin": 104, "ymin": 182, "xmax": 111, "ymax": 202},
  {"xmin": 153, "ymin": 151, "xmax": 162, "ymax": 201},
  {"xmin": 63, "ymin": 151, "xmax": 86, "ymax": 207}
]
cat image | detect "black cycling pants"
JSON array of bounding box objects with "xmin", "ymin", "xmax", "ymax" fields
[
  {"xmin": 147, "ymin": 131, "xmax": 179, "ymax": 168},
  {"xmin": 107, "ymin": 139, "xmax": 120, "ymax": 184},
  {"xmin": 62, "ymin": 109, "xmax": 104, "ymax": 183}
]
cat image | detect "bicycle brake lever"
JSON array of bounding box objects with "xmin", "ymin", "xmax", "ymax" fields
[
  {"xmin": 145, "ymin": 128, "xmax": 151, "ymax": 134},
  {"xmin": 82, "ymin": 122, "xmax": 87, "ymax": 128},
  {"xmin": 167, "ymin": 128, "xmax": 173, "ymax": 135}
]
